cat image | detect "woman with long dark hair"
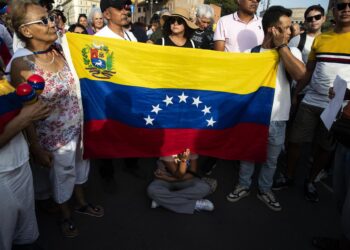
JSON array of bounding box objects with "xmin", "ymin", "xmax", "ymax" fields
[{"xmin": 155, "ymin": 8, "xmax": 198, "ymax": 48}]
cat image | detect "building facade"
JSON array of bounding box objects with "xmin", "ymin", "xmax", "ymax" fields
[
  {"xmin": 290, "ymin": 7, "xmax": 306, "ymax": 24},
  {"xmin": 134, "ymin": 0, "xmax": 204, "ymax": 25},
  {"xmin": 54, "ymin": 0, "xmax": 100, "ymax": 25}
]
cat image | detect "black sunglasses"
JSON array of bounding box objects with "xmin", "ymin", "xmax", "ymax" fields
[
  {"xmin": 169, "ymin": 17, "xmax": 185, "ymax": 25},
  {"xmin": 115, "ymin": 4, "xmax": 131, "ymax": 11},
  {"xmin": 336, "ymin": 3, "xmax": 350, "ymax": 11},
  {"xmin": 306, "ymin": 14, "xmax": 322, "ymax": 22}
]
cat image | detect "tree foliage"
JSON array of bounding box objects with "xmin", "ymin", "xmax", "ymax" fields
[{"xmin": 205, "ymin": 0, "xmax": 238, "ymax": 16}]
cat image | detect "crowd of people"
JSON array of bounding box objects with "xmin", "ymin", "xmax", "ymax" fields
[{"xmin": 0, "ymin": 0, "xmax": 350, "ymax": 249}]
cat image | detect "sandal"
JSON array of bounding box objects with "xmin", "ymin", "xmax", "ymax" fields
[
  {"xmin": 75, "ymin": 203, "xmax": 104, "ymax": 217},
  {"xmin": 60, "ymin": 218, "xmax": 79, "ymax": 238}
]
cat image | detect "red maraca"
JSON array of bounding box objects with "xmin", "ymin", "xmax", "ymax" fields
[
  {"xmin": 16, "ymin": 83, "xmax": 37, "ymax": 105},
  {"xmin": 27, "ymin": 74, "xmax": 45, "ymax": 95}
]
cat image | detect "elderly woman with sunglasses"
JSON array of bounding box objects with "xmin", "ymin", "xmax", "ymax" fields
[
  {"xmin": 9, "ymin": 0, "xmax": 103, "ymax": 238},
  {"xmin": 155, "ymin": 8, "xmax": 198, "ymax": 48}
]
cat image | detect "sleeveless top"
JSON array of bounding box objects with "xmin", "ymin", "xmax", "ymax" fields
[{"xmin": 25, "ymin": 56, "xmax": 81, "ymax": 151}]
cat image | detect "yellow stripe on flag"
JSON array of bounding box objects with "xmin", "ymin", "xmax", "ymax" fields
[{"xmin": 66, "ymin": 33, "xmax": 278, "ymax": 95}]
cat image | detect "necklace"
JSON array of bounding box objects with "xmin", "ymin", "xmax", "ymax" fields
[
  {"xmin": 35, "ymin": 52, "xmax": 55, "ymax": 65},
  {"xmin": 32, "ymin": 46, "xmax": 53, "ymax": 55}
]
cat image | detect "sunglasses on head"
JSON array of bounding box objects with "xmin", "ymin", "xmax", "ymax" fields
[
  {"xmin": 306, "ymin": 14, "xmax": 322, "ymax": 22},
  {"xmin": 20, "ymin": 15, "xmax": 56, "ymax": 28},
  {"xmin": 169, "ymin": 17, "xmax": 185, "ymax": 25},
  {"xmin": 336, "ymin": 2, "xmax": 350, "ymax": 11}
]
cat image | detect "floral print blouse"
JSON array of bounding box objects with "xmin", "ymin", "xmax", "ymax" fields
[{"xmin": 26, "ymin": 57, "xmax": 81, "ymax": 151}]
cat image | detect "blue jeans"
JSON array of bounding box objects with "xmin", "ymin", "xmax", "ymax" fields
[
  {"xmin": 239, "ymin": 121, "xmax": 286, "ymax": 193},
  {"xmin": 333, "ymin": 143, "xmax": 350, "ymax": 240}
]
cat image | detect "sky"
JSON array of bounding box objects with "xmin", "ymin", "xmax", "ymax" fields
[{"xmin": 258, "ymin": 0, "xmax": 330, "ymax": 12}]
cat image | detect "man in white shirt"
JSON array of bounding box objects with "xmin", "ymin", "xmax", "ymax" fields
[
  {"xmin": 213, "ymin": 0, "xmax": 264, "ymax": 52},
  {"xmin": 95, "ymin": 0, "xmax": 138, "ymax": 192},
  {"xmin": 96, "ymin": 0, "xmax": 137, "ymax": 41},
  {"xmin": 226, "ymin": 6, "xmax": 305, "ymax": 212},
  {"xmin": 273, "ymin": 5, "xmax": 326, "ymax": 193}
]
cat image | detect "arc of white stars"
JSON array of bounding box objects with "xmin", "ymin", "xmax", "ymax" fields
[
  {"xmin": 163, "ymin": 95, "xmax": 173, "ymax": 106},
  {"xmin": 206, "ymin": 117, "xmax": 216, "ymax": 127},
  {"xmin": 144, "ymin": 115, "xmax": 154, "ymax": 125},
  {"xmin": 201, "ymin": 105, "xmax": 211, "ymax": 115},
  {"xmin": 178, "ymin": 92, "xmax": 189, "ymax": 103},
  {"xmin": 151, "ymin": 104, "xmax": 162, "ymax": 114},
  {"xmin": 192, "ymin": 96, "xmax": 203, "ymax": 108}
]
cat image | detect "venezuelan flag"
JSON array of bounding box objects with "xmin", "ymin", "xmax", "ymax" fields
[
  {"xmin": 0, "ymin": 79, "xmax": 22, "ymax": 134},
  {"xmin": 64, "ymin": 33, "xmax": 278, "ymax": 162}
]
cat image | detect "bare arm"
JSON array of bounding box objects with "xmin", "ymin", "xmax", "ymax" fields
[
  {"xmin": 214, "ymin": 40, "xmax": 225, "ymax": 51},
  {"xmin": 294, "ymin": 61, "xmax": 316, "ymax": 95},
  {"xmin": 10, "ymin": 57, "xmax": 53, "ymax": 168},
  {"xmin": 0, "ymin": 100, "xmax": 50, "ymax": 148},
  {"xmin": 272, "ymin": 26, "xmax": 306, "ymax": 81},
  {"xmin": 278, "ymin": 46, "xmax": 306, "ymax": 81}
]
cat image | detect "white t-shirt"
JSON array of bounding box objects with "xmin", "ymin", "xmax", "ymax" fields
[
  {"xmin": 0, "ymin": 132, "xmax": 29, "ymax": 173},
  {"xmin": 289, "ymin": 34, "xmax": 315, "ymax": 64},
  {"xmin": 289, "ymin": 34, "xmax": 315, "ymax": 91},
  {"xmin": 214, "ymin": 12, "xmax": 264, "ymax": 52},
  {"xmin": 95, "ymin": 25, "xmax": 137, "ymax": 41},
  {"xmin": 246, "ymin": 47, "xmax": 303, "ymax": 121}
]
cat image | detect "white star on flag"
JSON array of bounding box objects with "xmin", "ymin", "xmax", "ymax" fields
[
  {"xmin": 192, "ymin": 96, "xmax": 203, "ymax": 108},
  {"xmin": 163, "ymin": 95, "xmax": 173, "ymax": 106},
  {"xmin": 201, "ymin": 105, "xmax": 211, "ymax": 115},
  {"xmin": 178, "ymin": 92, "xmax": 188, "ymax": 103},
  {"xmin": 151, "ymin": 104, "xmax": 162, "ymax": 114},
  {"xmin": 206, "ymin": 117, "xmax": 216, "ymax": 127},
  {"xmin": 144, "ymin": 115, "xmax": 154, "ymax": 125}
]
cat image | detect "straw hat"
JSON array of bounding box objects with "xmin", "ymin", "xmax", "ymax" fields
[{"xmin": 169, "ymin": 8, "xmax": 198, "ymax": 30}]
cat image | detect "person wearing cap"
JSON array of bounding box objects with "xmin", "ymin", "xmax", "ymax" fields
[
  {"xmin": 214, "ymin": 0, "xmax": 264, "ymax": 52},
  {"xmin": 149, "ymin": 8, "xmax": 170, "ymax": 43},
  {"xmin": 96, "ymin": 0, "xmax": 137, "ymax": 41},
  {"xmin": 95, "ymin": 0, "xmax": 138, "ymax": 192},
  {"xmin": 155, "ymin": 8, "xmax": 198, "ymax": 48}
]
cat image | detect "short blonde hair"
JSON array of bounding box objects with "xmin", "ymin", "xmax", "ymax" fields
[{"xmin": 11, "ymin": 0, "xmax": 41, "ymax": 42}]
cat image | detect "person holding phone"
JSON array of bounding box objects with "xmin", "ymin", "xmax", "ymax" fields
[{"xmin": 147, "ymin": 149, "xmax": 214, "ymax": 214}]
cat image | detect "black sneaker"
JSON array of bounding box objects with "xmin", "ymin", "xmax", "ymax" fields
[
  {"xmin": 257, "ymin": 191, "xmax": 282, "ymax": 212},
  {"xmin": 304, "ymin": 181, "xmax": 319, "ymax": 202},
  {"xmin": 226, "ymin": 185, "xmax": 250, "ymax": 202},
  {"xmin": 272, "ymin": 173, "xmax": 294, "ymax": 191}
]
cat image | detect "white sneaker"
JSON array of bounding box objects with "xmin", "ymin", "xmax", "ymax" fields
[
  {"xmin": 195, "ymin": 199, "xmax": 214, "ymax": 212},
  {"xmin": 151, "ymin": 200, "xmax": 159, "ymax": 208}
]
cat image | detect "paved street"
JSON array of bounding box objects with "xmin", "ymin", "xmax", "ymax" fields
[{"xmin": 36, "ymin": 158, "xmax": 340, "ymax": 250}]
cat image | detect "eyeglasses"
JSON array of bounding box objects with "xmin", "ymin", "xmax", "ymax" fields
[
  {"xmin": 336, "ymin": 3, "xmax": 350, "ymax": 11},
  {"xmin": 169, "ymin": 17, "xmax": 185, "ymax": 25},
  {"xmin": 306, "ymin": 14, "xmax": 322, "ymax": 22},
  {"xmin": 20, "ymin": 15, "xmax": 56, "ymax": 28}
]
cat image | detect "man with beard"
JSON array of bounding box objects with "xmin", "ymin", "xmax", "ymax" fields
[{"xmin": 312, "ymin": 1, "xmax": 350, "ymax": 248}]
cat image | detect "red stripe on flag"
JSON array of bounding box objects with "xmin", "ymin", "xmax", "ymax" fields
[
  {"xmin": 0, "ymin": 109, "xmax": 20, "ymax": 134},
  {"xmin": 83, "ymin": 120, "xmax": 269, "ymax": 162}
]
